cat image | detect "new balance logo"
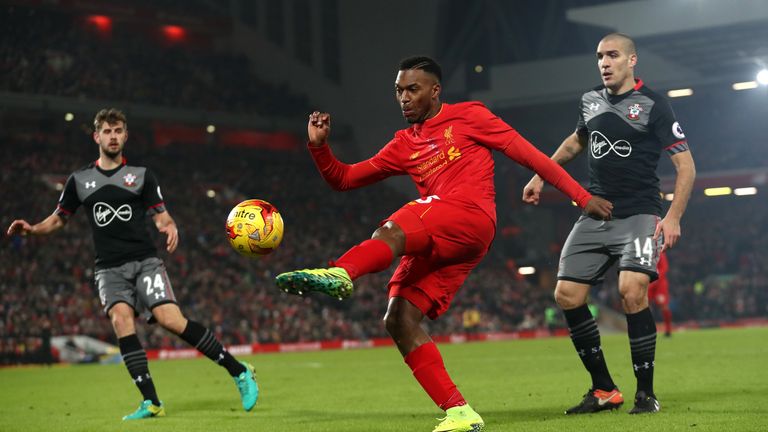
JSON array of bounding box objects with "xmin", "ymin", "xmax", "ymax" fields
[{"xmin": 85, "ymin": 181, "xmax": 96, "ymax": 189}]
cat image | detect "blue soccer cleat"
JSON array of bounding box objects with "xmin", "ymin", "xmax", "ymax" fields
[
  {"xmin": 122, "ymin": 400, "xmax": 165, "ymax": 420},
  {"xmin": 234, "ymin": 361, "xmax": 259, "ymax": 411}
]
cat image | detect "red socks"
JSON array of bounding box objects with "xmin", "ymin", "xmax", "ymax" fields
[
  {"xmin": 404, "ymin": 342, "xmax": 466, "ymax": 410},
  {"xmin": 662, "ymin": 308, "xmax": 673, "ymax": 335},
  {"xmin": 333, "ymin": 239, "xmax": 393, "ymax": 280}
]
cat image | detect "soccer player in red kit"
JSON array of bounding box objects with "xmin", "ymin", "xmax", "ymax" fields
[
  {"xmin": 276, "ymin": 56, "xmax": 613, "ymax": 432},
  {"xmin": 648, "ymin": 252, "xmax": 672, "ymax": 336}
]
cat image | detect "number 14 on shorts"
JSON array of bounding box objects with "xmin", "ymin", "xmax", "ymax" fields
[{"xmin": 633, "ymin": 237, "xmax": 654, "ymax": 266}]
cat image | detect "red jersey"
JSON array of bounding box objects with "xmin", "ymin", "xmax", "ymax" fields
[{"xmin": 309, "ymin": 102, "xmax": 592, "ymax": 223}]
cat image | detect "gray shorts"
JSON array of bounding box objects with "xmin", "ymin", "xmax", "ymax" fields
[
  {"xmin": 95, "ymin": 257, "xmax": 177, "ymax": 319},
  {"xmin": 558, "ymin": 214, "xmax": 662, "ymax": 285}
]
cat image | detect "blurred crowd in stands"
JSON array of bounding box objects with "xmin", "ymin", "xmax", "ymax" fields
[{"xmin": 0, "ymin": 5, "xmax": 310, "ymax": 117}]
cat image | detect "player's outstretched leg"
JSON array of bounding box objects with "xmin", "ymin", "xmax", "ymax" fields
[
  {"xmin": 233, "ymin": 361, "xmax": 260, "ymax": 411},
  {"xmin": 276, "ymin": 238, "xmax": 394, "ymax": 299},
  {"xmin": 276, "ymin": 267, "xmax": 353, "ymax": 299},
  {"xmin": 123, "ymin": 400, "xmax": 165, "ymax": 420},
  {"xmin": 174, "ymin": 318, "xmax": 259, "ymax": 411}
]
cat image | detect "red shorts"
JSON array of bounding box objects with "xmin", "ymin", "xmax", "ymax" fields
[
  {"xmin": 384, "ymin": 196, "xmax": 495, "ymax": 319},
  {"xmin": 648, "ymin": 277, "xmax": 669, "ymax": 306}
]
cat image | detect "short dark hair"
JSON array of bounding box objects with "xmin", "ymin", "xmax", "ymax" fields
[
  {"xmin": 600, "ymin": 32, "xmax": 636, "ymax": 55},
  {"xmin": 399, "ymin": 56, "xmax": 442, "ymax": 82},
  {"xmin": 93, "ymin": 108, "xmax": 128, "ymax": 131}
]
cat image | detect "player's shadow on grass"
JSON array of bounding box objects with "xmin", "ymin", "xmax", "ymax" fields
[
  {"xmin": 169, "ymin": 398, "xmax": 250, "ymax": 415},
  {"xmin": 480, "ymin": 405, "xmax": 626, "ymax": 425}
]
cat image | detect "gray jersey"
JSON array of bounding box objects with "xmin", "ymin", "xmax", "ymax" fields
[
  {"xmin": 55, "ymin": 159, "xmax": 166, "ymax": 269},
  {"xmin": 576, "ymin": 80, "xmax": 689, "ymax": 217}
]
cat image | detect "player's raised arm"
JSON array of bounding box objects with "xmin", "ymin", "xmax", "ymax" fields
[
  {"xmin": 306, "ymin": 111, "xmax": 392, "ymax": 191},
  {"xmin": 308, "ymin": 111, "xmax": 331, "ymax": 147},
  {"xmin": 7, "ymin": 214, "xmax": 66, "ymax": 237}
]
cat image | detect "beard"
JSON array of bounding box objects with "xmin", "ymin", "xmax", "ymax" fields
[{"xmin": 102, "ymin": 143, "xmax": 122, "ymax": 159}]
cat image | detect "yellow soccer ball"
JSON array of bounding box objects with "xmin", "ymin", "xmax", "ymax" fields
[{"xmin": 225, "ymin": 199, "xmax": 284, "ymax": 258}]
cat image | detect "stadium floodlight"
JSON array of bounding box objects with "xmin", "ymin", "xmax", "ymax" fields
[
  {"xmin": 518, "ymin": 266, "xmax": 536, "ymax": 275},
  {"xmin": 206, "ymin": 189, "xmax": 216, "ymax": 198},
  {"xmin": 206, "ymin": 125, "xmax": 216, "ymax": 133},
  {"xmin": 704, "ymin": 187, "xmax": 732, "ymax": 197},
  {"xmin": 734, "ymin": 187, "xmax": 757, "ymax": 196},
  {"xmin": 667, "ymin": 88, "xmax": 693, "ymax": 98},
  {"xmin": 732, "ymin": 81, "xmax": 758, "ymax": 91},
  {"xmin": 757, "ymin": 69, "xmax": 768, "ymax": 85},
  {"xmin": 64, "ymin": 113, "xmax": 74, "ymax": 122}
]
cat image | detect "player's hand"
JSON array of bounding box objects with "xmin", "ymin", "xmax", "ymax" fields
[
  {"xmin": 308, "ymin": 111, "xmax": 331, "ymax": 147},
  {"xmin": 654, "ymin": 216, "xmax": 680, "ymax": 252},
  {"xmin": 584, "ymin": 196, "xmax": 613, "ymax": 220},
  {"xmin": 7, "ymin": 219, "xmax": 33, "ymax": 236},
  {"xmin": 522, "ymin": 175, "xmax": 545, "ymax": 205},
  {"xmin": 159, "ymin": 224, "xmax": 178, "ymax": 253}
]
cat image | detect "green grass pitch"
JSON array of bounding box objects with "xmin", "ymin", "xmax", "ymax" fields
[{"xmin": 1, "ymin": 327, "xmax": 766, "ymax": 431}]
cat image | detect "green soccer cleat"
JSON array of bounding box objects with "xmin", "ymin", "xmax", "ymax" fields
[
  {"xmin": 275, "ymin": 267, "xmax": 353, "ymax": 300},
  {"xmin": 433, "ymin": 405, "xmax": 485, "ymax": 432},
  {"xmin": 122, "ymin": 400, "xmax": 165, "ymax": 420},
  {"xmin": 234, "ymin": 361, "xmax": 259, "ymax": 411}
]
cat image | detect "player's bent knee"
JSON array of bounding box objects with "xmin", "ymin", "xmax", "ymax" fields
[
  {"xmin": 384, "ymin": 313, "xmax": 408, "ymax": 337},
  {"xmin": 554, "ymin": 282, "xmax": 589, "ymax": 309},
  {"xmin": 620, "ymin": 290, "xmax": 649, "ymax": 312},
  {"xmin": 386, "ymin": 209, "xmax": 431, "ymax": 255},
  {"xmin": 383, "ymin": 302, "xmax": 421, "ymax": 338},
  {"xmin": 152, "ymin": 304, "xmax": 187, "ymax": 334},
  {"xmin": 108, "ymin": 305, "xmax": 136, "ymax": 335},
  {"xmin": 372, "ymin": 223, "xmax": 406, "ymax": 256}
]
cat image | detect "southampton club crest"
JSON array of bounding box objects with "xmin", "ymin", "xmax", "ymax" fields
[
  {"xmin": 123, "ymin": 173, "xmax": 137, "ymax": 187},
  {"xmin": 627, "ymin": 103, "xmax": 644, "ymax": 120}
]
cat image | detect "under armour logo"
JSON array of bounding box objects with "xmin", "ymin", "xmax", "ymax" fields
[
  {"xmin": 93, "ymin": 202, "xmax": 132, "ymax": 227},
  {"xmin": 85, "ymin": 181, "xmax": 96, "ymax": 189},
  {"xmin": 590, "ymin": 131, "xmax": 632, "ymax": 159},
  {"xmin": 633, "ymin": 361, "xmax": 654, "ymax": 371},
  {"xmin": 640, "ymin": 257, "xmax": 651, "ymax": 266},
  {"xmin": 588, "ymin": 102, "xmax": 599, "ymax": 111}
]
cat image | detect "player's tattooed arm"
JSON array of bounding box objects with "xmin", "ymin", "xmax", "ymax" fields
[
  {"xmin": 523, "ymin": 132, "xmax": 586, "ymax": 205},
  {"xmin": 552, "ymin": 132, "xmax": 587, "ymax": 166}
]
